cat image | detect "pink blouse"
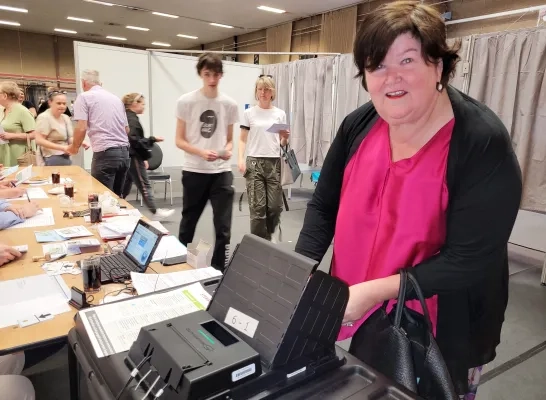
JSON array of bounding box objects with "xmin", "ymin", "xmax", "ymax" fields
[{"xmin": 333, "ymin": 117, "xmax": 455, "ymax": 341}]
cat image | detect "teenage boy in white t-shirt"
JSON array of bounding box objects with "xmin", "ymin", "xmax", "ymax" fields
[{"xmin": 175, "ymin": 53, "xmax": 239, "ymax": 271}]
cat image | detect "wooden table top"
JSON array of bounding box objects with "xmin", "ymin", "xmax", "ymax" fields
[{"xmin": 0, "ymin": 166, "xmax": 190, "ymax": 354}]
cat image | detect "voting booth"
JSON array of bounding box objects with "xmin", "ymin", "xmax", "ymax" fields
[{"xmin": 68, "ymin": 235, "xmax": 420, "ymax": 400}]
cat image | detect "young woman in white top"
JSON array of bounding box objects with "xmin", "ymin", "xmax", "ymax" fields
[
  {"xmin": 238, "ymin": 75, "xmax": 290, "ymax": 240},
  {"xmin": 34, "ymin": 91, "xmax": 76, "ymax": 166}
]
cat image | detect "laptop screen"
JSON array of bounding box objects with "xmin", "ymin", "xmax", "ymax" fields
[{"xmin": 125, "ymin": 221, "xmax": 161, "ymax": 269}]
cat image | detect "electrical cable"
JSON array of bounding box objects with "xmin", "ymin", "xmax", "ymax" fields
[
  {"xmin": 153, "ymin": 382, "xmax": 170, "ymax": 399},
  {"xmin": 114, "ymin": 355, "xmax": 152, "ymax": 400},
  {"xmin": 142, "ymin": 375, "xmax": 161, "ymax": 400}
]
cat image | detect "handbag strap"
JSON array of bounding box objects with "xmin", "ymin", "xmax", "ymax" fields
[
  {"xmin": 406, "ymin": 270, "xmax": 433, "ymax": 333},
  {"xmin": 25, "ymin": 131, "xmax": 31, "ymax": 151},
  {"xmin": 393, "ymin": 269, "xmax": 407, "ymax": 327},
  {"xmin": 393, "ymin": 269, "xmax": 433, "ymax": 333}
]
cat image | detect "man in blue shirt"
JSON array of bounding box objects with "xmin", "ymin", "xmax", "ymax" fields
[{"xmin": 0, "ymin": 200, "xmax": 40, "ymax": 230}]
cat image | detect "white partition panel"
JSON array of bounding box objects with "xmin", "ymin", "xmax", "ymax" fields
[
  {"xmin": 150, "ymin": 52, "xmax": 263, "ymax": 167},
  {"xmin": 74, "ymin": 42, "xmax": 150, "ymax": 170}
]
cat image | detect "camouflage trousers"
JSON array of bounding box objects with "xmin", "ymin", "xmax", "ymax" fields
[{"xmin": 244, "ymin": 157, "xmax": 283, "ymax": 240}]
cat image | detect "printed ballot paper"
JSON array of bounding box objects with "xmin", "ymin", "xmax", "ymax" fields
[
  {"xmin": 266, "ymin": 123, "xmax": 290, "ymax": 133},
  {"xmin": 79, "ymin": 283, "xmax": 212, "ymax": 357},
  {"xmin": 130, "ymin": 267, "xmax": 222, "ymax": 295}
]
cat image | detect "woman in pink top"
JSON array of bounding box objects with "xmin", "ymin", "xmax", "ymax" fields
[{"xmin": 295, "ymin": 1, "xmax": 521, "ymax": 399}]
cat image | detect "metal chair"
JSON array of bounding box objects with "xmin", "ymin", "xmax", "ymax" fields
[{"xmin": 135, "ymin": 143, "xmax": 173, "ymax": 206}]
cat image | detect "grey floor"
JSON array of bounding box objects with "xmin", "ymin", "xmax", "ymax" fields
[{"xmin": 22, "ymin": 168, "xmax": 546, "ymax": 399}]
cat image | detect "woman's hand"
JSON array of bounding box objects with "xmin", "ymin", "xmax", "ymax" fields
[
  {"xmin": 1, "ymin": 188, "xmax": 25, "ymax": 199},
  {"xmin": 279, "ymin": 129, "xmax": 290, "ymax": 140},
  {"xmin": 238, "ymin": 160, "xmax": 246, "ymax": 175},
  {"xmin": 154, "ymin": 136, "xmax": 165, "ymax": 142},
  {"xmin": 82, "ymin": 143, "xmax": 90, "ymax": 150},
  {"xmin": 144, "ymin": 160, "xmax": 149, "ymax": 170},
  {"xmin": 343, "ymin": 280, "xmax": 384, "ymax": 324},
  {"xmin": 219, "ymin": 150, "xmax": 232, "ymax": 161},
  {"xmin": 0, "ymin": 132, "xmax": 14, "ymax": 140}
]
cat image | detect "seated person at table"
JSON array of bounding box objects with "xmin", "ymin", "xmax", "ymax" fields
[
  {"xmin": 0, "ymin": 180, "xmax": 25, "ymax": 200},
  {"xmin": 0, "ymin": 246, "xmax": 35, "ymax": 399},
  {"xmin": 0, "ymin": 200, "xmax": 40, "ymax": 229}
]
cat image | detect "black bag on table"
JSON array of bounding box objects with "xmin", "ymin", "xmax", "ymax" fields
[{"xmin": 348, "ymin": 268, "xmax": 458, "ymax": 400}]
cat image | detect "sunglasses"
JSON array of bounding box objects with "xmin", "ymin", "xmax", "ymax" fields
[
  {"xmin": 259, "ymin": 74, "xmax": 273, "ymax": 78},
  {"xmin": 48, "ymin": 90, "xmax": 67, "ymax": 98}
]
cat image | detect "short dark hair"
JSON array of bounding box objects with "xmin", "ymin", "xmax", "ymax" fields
[
  {"xmin": 353, "ymin": 0, "xmax": 460, "ymax": 90},
  {"xmin": 196, "ymin": 53, "xmax": 223, "ymax": 75}
]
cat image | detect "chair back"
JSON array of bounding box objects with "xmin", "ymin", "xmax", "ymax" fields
[{"xmin": 148, "ymin": 143, "xmax": 163, "ymax": 171}]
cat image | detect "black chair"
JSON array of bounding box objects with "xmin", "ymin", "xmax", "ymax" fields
[{"xmin": 135, "ymin": 143, "xmax": 173, "ymax": 206}]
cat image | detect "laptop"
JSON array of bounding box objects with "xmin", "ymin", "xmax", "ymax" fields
[{"xmin": 99, "ymin": 219, "xmax": 163, "ymax": 284}]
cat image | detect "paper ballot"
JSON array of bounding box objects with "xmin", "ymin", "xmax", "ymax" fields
[
  {"xmin": 79, "ymin": 283, "xmax": 212, "ymax": 357},
  {"xmin": 266, "ymin": 123, "xmax": 290, "ymax": 133}
]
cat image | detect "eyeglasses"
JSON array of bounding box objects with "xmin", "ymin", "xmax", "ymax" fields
[{"xmin": 259, "ymin": 74, "xmax": 273, "ymax": 78}]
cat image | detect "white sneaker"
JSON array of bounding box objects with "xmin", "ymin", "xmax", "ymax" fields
[{"xmin": 152, "ymin": 208, "xmax": 175, "ymax": 220}]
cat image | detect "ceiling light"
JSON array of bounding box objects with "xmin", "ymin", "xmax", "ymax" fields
[
  {"xmin": 54, "ymin": 28, "xmax": 77, "ymax": 34},
  {"xmin": 257, "ymin": 5, "xmax": 286, "ymax": 14},
  {"xmin": 177, "ymin": 34, "xmax": 198, "ymax": 39},
  {"xmin": 106, "ymin": 36, "xmax": 126, "ymax": 41},
  {"xmin": 152, "ymin": 12, "xmax": 178, "ymax": 18},
  {"xmin": 0, "ymin": 20, "xmax": 20, "ymax": 26},
  {"xmin": 210, "ymin": 22, "xmax": 233, "ymax": 29},
  {"xmin": 151, "ymin": 41, "xmax": 171, "ymax": 47},
  {"xmin": 84, "ymin": 0, "xmax": 114, "ymax": 5},
  {"xmin": 67, "ymin": 17, "xmax": 94, "ymax": 23},
  {"xmin": 126, "ymin": 25, "xmax": 149, "ymax": 31},
  {"xmin": 0, "ymin": 5, "xmax": 28, "ymax": 13}
]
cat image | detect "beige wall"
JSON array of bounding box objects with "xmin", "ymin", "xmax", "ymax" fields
[{"xmin": 0, "ymin": 0, "xmax": 543, "ymax": 86}]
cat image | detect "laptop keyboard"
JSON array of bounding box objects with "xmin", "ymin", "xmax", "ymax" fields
[{"xmin": 100, "ymin": 254, "xmax": 140, "ymax": 281}]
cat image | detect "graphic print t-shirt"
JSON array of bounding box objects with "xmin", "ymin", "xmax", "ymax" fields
[{"xmin": 176, "ymin": 89, "xmax": 239, "ymax": 173}]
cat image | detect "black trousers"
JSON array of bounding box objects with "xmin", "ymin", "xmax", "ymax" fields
[
  {"xmin": 178, "ymin": 171, "xmax": 234, "ymax": 272},
  {"xmin": 91, "ymin": 147, "xmax": 130, "ymax": 197},
  {"xmin": 122, "ymin": 156, "xmax": 157, "ymax": 213}
]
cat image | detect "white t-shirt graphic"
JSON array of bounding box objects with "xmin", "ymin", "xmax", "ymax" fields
[
  {"xmin": 176, "ymin": 89, "xmax": 239, "ymax": 173},
  {"xmin": 241, "ymin": 106, "xmax": 287, "ymax": 158}
]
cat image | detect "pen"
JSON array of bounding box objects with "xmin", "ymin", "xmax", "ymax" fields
[
  {"xmin": 10, "ymin": 181, "xmax": 16, "ymax": 188},
  {"xmin": 25, "ymin": 190, "xmax": 30, "ymax": 202}
]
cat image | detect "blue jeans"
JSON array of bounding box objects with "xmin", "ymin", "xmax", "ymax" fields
[{"xmin": 44, "ymin": 155, "xmax": 72, "ymax": 166}]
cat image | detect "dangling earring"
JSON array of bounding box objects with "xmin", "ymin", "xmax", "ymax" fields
[{"xmin": 436, "ymin": 82, "xmax": 444, "ymax": 92}]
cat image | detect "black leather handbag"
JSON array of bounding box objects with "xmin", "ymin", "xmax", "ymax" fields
[{"xmin": 348, "ymin": 269, "xmax": 458, "ymax": 400}]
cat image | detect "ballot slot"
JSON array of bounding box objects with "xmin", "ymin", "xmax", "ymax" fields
[{"xmin": 201, "ymin": 320, "xmax": 239, "ymax": 347}]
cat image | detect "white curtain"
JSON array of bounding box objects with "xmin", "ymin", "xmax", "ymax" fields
[
  {"xmin": 334, "ymin": 53, "xmax": 371, "ymax": 134},
  {"xmin": 264, "ymin": 57, "xmax": 335, "ymax": 166}
]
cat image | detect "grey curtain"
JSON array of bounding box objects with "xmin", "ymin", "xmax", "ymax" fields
[
  {"xmin": 447, "ymin": 36, "xmax": 472, "ymax": 92},
  {"xmin": 467, "ymin": 27, "xmax": 546, "ymax": 211},
  {"xmin": 264, "ymin": 56, "xmax": 335, "ymax": 166}
]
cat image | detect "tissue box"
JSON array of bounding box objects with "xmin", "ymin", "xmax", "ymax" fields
[{"xmin": 187, "ymin": 239, "xmax": 213, "ymax": 269}]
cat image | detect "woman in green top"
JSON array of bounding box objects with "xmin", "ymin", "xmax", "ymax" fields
[{"xmin": 0, "ymin": 81, "xmax": 36, "ymax": 167}]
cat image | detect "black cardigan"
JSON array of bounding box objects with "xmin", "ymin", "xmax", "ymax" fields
[
  {"xmin": 126, "ymin": 110, "xmax": 156, "ymax": 159},
  {"xmin": 295, "ymin": 87, "xmax": 522, "ymax": 394}
]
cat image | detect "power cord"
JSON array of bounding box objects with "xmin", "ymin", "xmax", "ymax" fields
[
  {"xmin": 153, "ymin": 383, "xmax": 169, "ymax": 399},
  {"xmin": 115, "ymin": 355, "xmax": 152, "ymax": 400}
]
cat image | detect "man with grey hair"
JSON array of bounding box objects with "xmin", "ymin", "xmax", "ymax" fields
[{"xmin": 68, "ymin": 69, "xmax": 130, "ymax": 196}]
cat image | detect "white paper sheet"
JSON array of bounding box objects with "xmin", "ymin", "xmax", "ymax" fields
[
  {"xmin": 10, "ymin": 208, "xmax": 55, "ymax": 229},
  {"xmin": 151, "ymin": 235, "xmax": 187, "ymax": 262},
  {"xmin": 55, "ymin": 226, "xmax": 93, "ymax": 239},
  {"xmin": 0, "ymin": 274, "xmax": 71, "ymax": 328},
  {"xmin": 266, "ymin": 123, "xmax": 290, "ymax": 133},
  {"xmin": 0, "ymin": 165, "xmax": 18, "ymax": 179},
  {"xmin": 78, "ymin": 283, "xmax": 212, "ymax": 357},
  {"xmin": 130, "ymin": 267, "xmax": 222, "ymax": 295},
  {"xmin": 14, "ymin": 165, "xmax": 32, "ymax": 185},
  {"xmin": 7, "ymin": 187, "xmax": 48, "ymax": 201}
]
